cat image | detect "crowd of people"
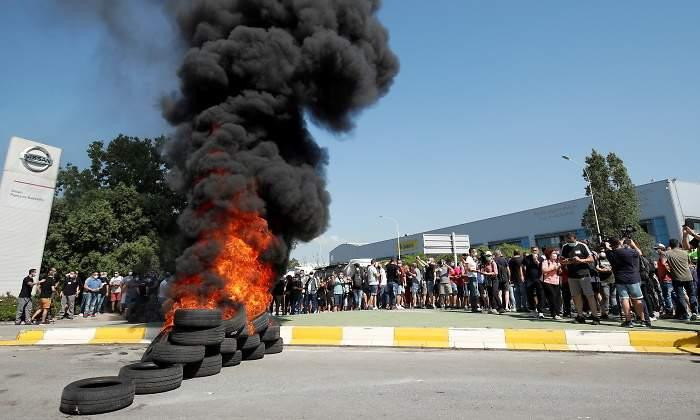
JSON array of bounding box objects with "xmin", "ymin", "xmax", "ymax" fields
[
  {"xmin": 14, "ymin": 269, "xmax": 172, "ymax": 325},
  {"xmin": 271, "ymin": 227, "xmax": 700, "ymax": 328}
]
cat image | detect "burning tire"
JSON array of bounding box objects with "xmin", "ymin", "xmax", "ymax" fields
[
  {"xmin": 118, "ymin": 362, "xmax": 183, "ymax": 395},
  {"xmin": 238, "ymin": 333, "xmax": 261, "ymax": 350},
  {"xmin": 150, "ymin": 343, "xmax": 205, "ymax": 366},
  {"xmin": 174, "ymin": 309, "xmax": 222, "ymax": 328},
  {"xmin": 242, "ymin": 343, "xmax": 265, "ymax": 361},
  {"xmin": 237, "ymin": 323, "xmax": 249, "ymax": 339},
  {"xmin": 251, "ymin": 312, "xmax": 270, "ymax": 333},
  {"xmin": 170, "ymin": 325, "xmax": 225, "ymax": 346},
  {"xmin": 264, "ymin": 338, "xmax": 284, "ymax": 354},
  {"xmin": 183, "ymin": 354, "xmax": 222, "ymax": 379},
  {"xmin": 220, "ymin": 337, "xmax": 238, "ymax": 354},
  {"xmin": 260, "ymin": 325, "xmax": 280, "ymax": 342},
  {"xmin": 222, "ymin": 350, "xmax": 243, "ymax": 367},
  {"xmin": 223, "ymin": 307, "xmax": 246, "ymax": 336},
  {"xmin": 59, "ymin": 376, "xmax": 135, "ymax": 415}
]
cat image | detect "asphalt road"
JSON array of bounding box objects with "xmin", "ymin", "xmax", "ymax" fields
[{"xmin": 0, "ymin": 345, "xmax": 698, "ymax": 419}]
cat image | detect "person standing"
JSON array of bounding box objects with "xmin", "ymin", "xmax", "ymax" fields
[
  {"xmin": 464, "ymin": 250, "xmax": 479, "ymax": 312},
  {"xmin": 367, "ymin": 260, "xmax": 379, "ymax": 310},
  {"xmin": 494, "ymin": 250, "xmax": 510, "ymax": 313},
  {"xmin": 417, "ymin": 256, "xmax": 436, "ymax": 309},
  {"xmin": 436, "ymin": 260, "xmax": 451, "ymax": 309},
  {"xmin": 305, "ymin": 272, "xmax": 320, "ymax": 313},
  {"xmin": 31, "ymin": 267, "xmax": 57, "ymax": 324},
  {"xmin": 109, "ymin": 271, "xmax": 124, "ymax": 313},
  {"xmin": 605, "ymin": 238, "xmax": 650, "ymax": 327},
  {"xmin": 480, "ymin": 251, "xmax": 501, "ymax": 314},
  {"xmin": 95, "ymin": 272, "xmax": 109, "ymax": 314},
  {"xmin": 508, "ymin": 251, "xmax": 527, "ymax": 312},
  {"xmin": 15, "ymin": 269, "xmax": 37, "ymax": 325},
  {"xmin": 290, "ymin": 273, "xmax": 304, "ymax": 315},
  {"xmin": 664, "ymin": 238, "xmax": 697, "ymax": 320},
  {"xmin": 654, "ymin": 244, "xmax": 674, "ymax": 318},
  {"xmin": 351, "ymin": 264, "xmax": 364, "ymax": 310},
  {"xmin": 522, "ymin": 247, "xmax": 545, "ymax": 319},
  {"xmin": 385, "ymin": 258, "xmax": 400, "ymax": 310},
  {"xmin": 59, "ymin": 271, "xmax": 79, "ymax": 320},
  {"xmin": 561, "ymin": 233, "xmax": 600, "ymax": 325},
  {"xmin": 83, "ymin": 272, "xmax": 102, "ymax": 318},
  {"xmin": 596, "ymin": 251, "xmax": 615, "ymax": 319},
  {"xmin": 541, "ymin": 251, "xmax": 563, "ymax": 319}
]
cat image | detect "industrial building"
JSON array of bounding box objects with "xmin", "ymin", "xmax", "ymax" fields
[{"xmin": 329, "ymin": 179, "xmax": 700, "ymax": 264}]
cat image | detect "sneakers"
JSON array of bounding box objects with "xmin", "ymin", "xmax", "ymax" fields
[
  {"xmin": 574, "ymin": 316, "xmax": 587, "ymax": 324},
  {"xmin": 591, "ymin": 316, "xmax": 601, "ymax": 325},
  {"xmin": 643, "ymin": 320, "xmax": 653, "ymax": 328},
  {"xmin": 621, "ymin": 320, "xmax": 634, "ymax": 328},
  {"xmin": 538, "ymin": 312, "xmax": 545, "ymax": 319},
  {"xmin": 691, "ymin": 314, "xmax": 698, "ymax": 321},
  {"xmin": 553, "ymin": 315, "xmax": 563, "ymax": 320},
  {"xmin": 600, "ymin": 313, "xmax": 609, "ymax": 320},
  {"xmin": 490, "ymin": 309, "xmax": 499, "ymax": 315},
  {"xmin": 531, "ymin": 310, "xmax": 539, "ymax": 318}
]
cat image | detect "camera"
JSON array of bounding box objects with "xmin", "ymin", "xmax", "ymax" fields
[{"xmin": 619, "ymin": 225, "xmax": 636, "ymax": 239}]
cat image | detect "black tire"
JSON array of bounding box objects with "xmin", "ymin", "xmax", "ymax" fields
[
  {"xmin": 141, "ymin": 330, "xmax": 170, "ymax": 362},
  {"xmin": 243, "ymin": 343, "xmax": 265, "ymax": 361},
  {"xmin": 118, "ymin": 362, "xmax": 183, "ymax": 395},
  {"xmin": 220, "ymin": 337, "xmax": 237, "ymax": 354},
  {"xmin": 251, "ymin": 312, "xmax": 270, "ymax": 333},
  {"xmin": 174, "ymin": 309, "xmax": 222, "ymax": 328},
  {"xmin": 222, "ymin": 350, "xmax": 242, "ymax": 367},
  {"xmin": 223, "ymin": 308, "xmax": 246, "ymax": 336},
  {"xmin": 264, "ymin": 337, "xmax": 284, "ymax": 354},
  {"xmin": 237, "ymin": 323, "xmax": 250, "ymax": 339},
  {"xmin": 260, "ymin": 325, "xmax": 280, "ymax": 342},
  {"xmin": 59, "ymin": 376, "xmax": 135, "ymax": 415},
  {"xmin": 238, "ymin": 333, "xmax": 261, "ymax": 350},
  {"xmin": 183, "ymin": 354, "xmax": 222, "ymax": 379},
  {"xmin": 150, "ymin": 343, "xmax": 205, "ymax": 366},
  {"xmin": 170, "ymin": 325, "xmax": 225, "ymax": 346}
]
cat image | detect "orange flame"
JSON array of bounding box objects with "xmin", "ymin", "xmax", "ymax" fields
[{"xmin": 164, "ymin": 209, "xmax": 276, "ymax": 329}]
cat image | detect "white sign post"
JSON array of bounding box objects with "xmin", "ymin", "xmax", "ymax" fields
[{"xmin": 0, "ymin": 137, "xmax": 61, "ymax": 294}]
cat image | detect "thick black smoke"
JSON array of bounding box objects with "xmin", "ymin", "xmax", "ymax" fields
[{"xmin": 163, "ymin": 0, "xmax": 399, "ymax": 284}]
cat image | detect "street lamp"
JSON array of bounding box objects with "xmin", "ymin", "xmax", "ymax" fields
[
  {"xmin": 379, "ymin": 215, "xmax": 401, "ymax": 259},
  {"xmin": 562, "ymin": 155, "xmax": 602, "ymax": 242}
]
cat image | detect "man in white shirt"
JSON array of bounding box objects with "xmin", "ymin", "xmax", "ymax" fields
[
  {"xmin": 109, "ymin": 272, "xmax": 123, "ymax": 313},
  {"xmin": 465, "ymin": 249, "xmax": 479, "ymax": 312},
  {"xmin": 378, "ymin": 264, "xmax": 387, "ymax": 309},
  {"xmin": 367, "ymin": 260, "xmax": 380, "ymax": 309}
]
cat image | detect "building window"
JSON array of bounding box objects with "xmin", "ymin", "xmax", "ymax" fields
[
  {"xmin": 640, "ymin": 217, "xmax": 669, "ymax": 245},
  {"xmin": 488, "ymin": 237, "xmax": 530, "ymax": 249}
]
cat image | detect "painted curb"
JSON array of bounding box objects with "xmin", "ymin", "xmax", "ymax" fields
[{"xmin": 0, "ymin": 326, "xmax": 698, "ymax": 354}]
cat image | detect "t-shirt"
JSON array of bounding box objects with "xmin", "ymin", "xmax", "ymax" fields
[
  {"xmin": 606, "ymin": 247, "xmax": 641, "ymax": 285},
  {"xmin": 62, "ymin": 277, "xmax": 78, "ymax": 296},
  {"xmin": 665, "ymin": 248, "xmax": 693, "ymax": 282},
  {"xmin": 465, "ymin": 256, "xmax": 477, "ymax": 278},
  {"xmin": 495, "ymin": 257, "xmax": 509, "ymax": 283},
  {"xmin": 85, "ymin": 277, "xmax": 102, "ymax": 292},
  {"xmin": 333, "ymin": 278, "xmax": 344, "ymax": 295},
  {"xmin": 39, "ymin": 277, "xmax": 54, "ymax": 298},
  {"xmin": 508, "ymin": 256, "xmax": 523, "ymax": 282},
  {"xmin": 367, "ymin": 266, "xmax": 379, "ymax": 286},
  {"xmin": 18, "ymin": 276, "xmax": 33, "ymax": 298},
  {"xmin": 386, "ymin": 263, "xmax": 399, "ymax": 283},
  {"xmin": 656, "ymin": 257, "xmax": 672, "ymax": 283},
  {"xmin": 379, "ymin": 268, "xmax": 387, "ymax": 286},
  {"xmin": 273, "ymin": 280, "xmax": 285, "ymax": 295},
  {"xmin": 158, "ymin": 279, "xmax": 169, "ymax": 299},
  {"xmin": 597, "ymin": 259, "xmax": 614, "ymax": 284},
  {"xmin": 99, "ymin": 277, "xmax": 109, "ymax": 296},
  {"xmin": 541, "ymin": 260, "xmax": 560, "ymax": 285},
  {"xmin": 438, "ymin": 266, "xmax": 450, "ymax": 284},
  {"xmin": 291, "ymin": 279, "xmax": 304, "ymax": 297},
  {"xmin": 522, "ymin": 255, "xmax": 543, "ymax": 282},
  {"xmin": 561, "ymin": 242, "xmax": 592, "ymax": 278},
  {"xmin": 109, "ymin": 276, "xmax": 123, "ymax": 294},
  {"xmin": 425, "ymin": 264, "xmax": 435, "ymax": 282}
]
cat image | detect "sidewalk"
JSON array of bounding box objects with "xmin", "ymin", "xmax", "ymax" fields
[{"xmin": 1, "ymin": 310, "xmax": 698, "ymax": 354}]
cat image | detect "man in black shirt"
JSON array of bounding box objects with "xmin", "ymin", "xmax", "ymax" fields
[
  {"xmin": 385, "ymin": 258, "xmax": 400, "ymax": 310},
  {"xmin": 31, "ymin": 267, "xmax": 57, "ymax": 324},
  {"xmin": 522, "ymin": 247, "xmax": 545, "ymax": 318},
  {"xmin": 15, "ymin": 268, "xmax": 37, "ymax": 325},
  {"xmin": 508, "ymin": 251, "xmax": 526, "ymax": 311},
  {"xmin": 561, "ymin": 232, "xmax": 600, "ymax": 324},
  {"xmin": 59, "ymin": 271, "xmax": 79, "ymax": 320}
]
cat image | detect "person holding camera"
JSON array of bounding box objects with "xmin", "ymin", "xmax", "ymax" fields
[
  {"xmin": 561, "ymin": 232, "xmax": 600, "ymax": 325},
  {"xmin": 604, "ymin": 237, "xmax": 650, "ymax": 328}
]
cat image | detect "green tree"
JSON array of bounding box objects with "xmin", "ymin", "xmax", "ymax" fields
[
  {"xmin": 44, "ymin": 135, "xmax": 185, "ymax": 275},
  {"xmin": 288, "ymin": 258, "xmax": 300, "ymax": 270},
  {"xmin": 582, "ymin": 150, "xmax": 651, "ymax": 252}
]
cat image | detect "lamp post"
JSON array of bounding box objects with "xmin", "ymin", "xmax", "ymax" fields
[
  {"xmin": 562, "ymin": 155, "xmax": 602, "ymax": 242},
  {"xmin": 379, "ymin": 215, "xmax": 401, "ymax": 259}
]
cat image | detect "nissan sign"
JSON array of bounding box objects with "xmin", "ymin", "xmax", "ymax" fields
[{"xmin": 19, "ymin": 146, "xmax": 53, "ymax": 173}]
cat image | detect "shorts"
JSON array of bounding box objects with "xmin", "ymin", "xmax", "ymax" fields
[
  {"xmin": 398, "ymin": 286, "xmax": 405, "ymax": 294},
  {"xmin": 334, "ymin": 294, "xmax": 343, "ymax": 307},
  {"xmin": 425, "ymin": 280, "xmax": 434, "ymax": 296},
  {"xmin": 451, "ymin": 283, "xmax": 457, "ymax": 294},
  {"xmin": 111, "ymin": 292, "xmax": 121, "ymax": 302},
  {"xmin": 439, "ymin": 283, "xmax": 451, "ymax": 296},
  {"xmin": 568, "ymin": 276, "xmax": 594, "ymax": 297},
  {"xmin": 456, "ymin": 284, "xmax": 465, "ymax": 297},
  {"xmin": 616, "ymin": 283, "xmax": 643, "ymax": 300},
  {"xmin": 39, "ymin": 298, "xmax": 51, "ymax": 309},
  {"xmin": 411, "ymin": 283, "xmax": 419, "ymax": 294},
  {"xmin": 498, "ymin": 280, "xmax": 509, "ymax": 291},
  {"xmin": 369, "ymin": 285, "xmax": 378, "ymax": 295}
]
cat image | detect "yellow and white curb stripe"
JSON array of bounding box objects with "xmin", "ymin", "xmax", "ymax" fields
[
  {"xmin": 1, "ymin": 326, "xmax": 698, "ymax": 354},
  {"xmin": 0, "ymin": 326, "xmax": 160, "ymax": 346}
]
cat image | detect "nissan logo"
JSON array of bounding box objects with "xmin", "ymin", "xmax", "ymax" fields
[{"xmin": 19, "ymin": 146, "xmax": 53, "ymax": 173}]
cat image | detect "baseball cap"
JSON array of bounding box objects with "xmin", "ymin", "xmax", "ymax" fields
[
  {"xmin": 484, "ymin": 251, "xmax": 493, "ymax": 256},
  {"xmin": 653, "ymin": 243, "xmax": 666, "ymax": 250}
]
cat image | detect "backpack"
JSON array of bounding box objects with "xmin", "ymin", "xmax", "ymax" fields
[
  {"xmin": 352, "ymin": 273, "xmax": 362, "ymax": 289},
  {"xmin": 639, "ymin": 256, "xmax": 651, "ymax": 283}
]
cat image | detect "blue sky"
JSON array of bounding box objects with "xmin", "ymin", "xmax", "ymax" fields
[{"xmin": 1, "ymin": 0, "xmax": 699, "ymax": 265}]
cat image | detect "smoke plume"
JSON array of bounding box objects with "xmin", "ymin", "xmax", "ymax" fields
[{"xmin": 162, "ymin": 0, "xmax": 398, "ymax": 310}]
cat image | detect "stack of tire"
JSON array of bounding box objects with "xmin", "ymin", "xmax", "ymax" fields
[{"xmin": 59, "ymin": 308, "xmax": 283, "ymax": 416}]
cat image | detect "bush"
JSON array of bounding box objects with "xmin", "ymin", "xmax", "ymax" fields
[{"xmin": 0, "ymin": 293, "xmax": 62, "ymax": 322}]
